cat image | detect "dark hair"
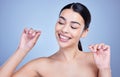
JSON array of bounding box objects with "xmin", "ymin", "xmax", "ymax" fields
[{"xmin": 59, "ymin": 2, "xmax": 91, "ymax": 51}]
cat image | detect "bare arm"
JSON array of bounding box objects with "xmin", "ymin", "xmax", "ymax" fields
[
  {"xmin": 89, "ymin": 43, "xmax": 112, "ymax": 77},
  {"xmin": 98, "ymin": 68, "xmax": 111, "ymax": 77},
  {"xmin": 0, "ymin": 28, "xmax": 41, "ymax": 77},
  {"xmin": 0, "ymin": 48, "xmax": 29, "ymax": 77}
]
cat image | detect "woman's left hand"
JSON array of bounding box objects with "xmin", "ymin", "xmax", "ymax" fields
[{"xmin": 89, "ymin": 43, "xmax": 111, "ymax": 69}]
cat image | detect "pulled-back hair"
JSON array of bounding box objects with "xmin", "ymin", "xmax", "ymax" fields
[{"xmin": 59, "ymin": 3, "xmax": 91, "ymax": 51}]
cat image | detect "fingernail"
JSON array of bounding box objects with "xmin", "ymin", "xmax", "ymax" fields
[
  {"xmin": 94, "ymin": 49, "xmax": 96, "ymax": 52},
  {"xmin": 98, "ymin": 46, "xmax": 101, "ymax": 49},
  {"xmin": 32, "ymin": 32, "xmax": 35, "ymax": 36}
]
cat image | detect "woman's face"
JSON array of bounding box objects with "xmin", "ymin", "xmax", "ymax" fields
[{"xmin": 55, "ymin": 9, "xmax": 88, "ymax": 49}]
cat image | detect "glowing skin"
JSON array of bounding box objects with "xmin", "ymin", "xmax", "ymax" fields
[
  {"xmin": 0, "ymin": 9, "xmax": 111, "ymax": 77},
  {"xmin": 55, "ymin": 9, "xmax": 88, "ymax": 50}
]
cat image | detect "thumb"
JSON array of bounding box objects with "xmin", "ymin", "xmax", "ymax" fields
[
  {"xmin": 89, "ymin": 45, "xmax": 96, "ymax": 53},
  {"xmin": 33, "ymin": 31, "xmax": 41, "ymax": 42}
]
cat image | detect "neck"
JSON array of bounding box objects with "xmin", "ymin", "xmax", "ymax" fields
[{"xmin": 57, "ymin": 46, "xmax": 81, "ymax": 62}]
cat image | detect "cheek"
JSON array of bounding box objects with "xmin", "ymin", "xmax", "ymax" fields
[
  {"xmin": 72, "ymin": 29, "xmax": 83, "ymax": 39},
  {"xmin": 55, "ymin": 23, "xmax": 61, "ymax": 32},
  {"xmin": 73, "ymin": 31, "xmax": 80, "ymax": 38},
  {"xmin": 55, "ymin": 23, "xmax": 58, "ymax": 32},
  {"xmin": 55, "ymin": 24, "xmax": 58, "ymax": 38}
]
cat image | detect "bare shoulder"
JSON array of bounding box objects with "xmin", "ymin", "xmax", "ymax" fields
[
  {"xmin": 13, "ymin": 57, "xmax": 52, "ymax": 77},
  {"xmin": 20, "ymin": 57, "xmax": 53, "ymax": 70},
  {"xmin": 84, "ymin": 52, "xmax": 94, "ymax": 59}
]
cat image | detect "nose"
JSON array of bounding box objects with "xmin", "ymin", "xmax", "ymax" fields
[{"xmin": 61, "ymin": 25, "xmax": 69, "ymax": 33}]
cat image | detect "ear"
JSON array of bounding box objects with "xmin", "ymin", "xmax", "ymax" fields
[{"xmin": 81, "ymin": 29, "xmax": 89, "ymax": 38}]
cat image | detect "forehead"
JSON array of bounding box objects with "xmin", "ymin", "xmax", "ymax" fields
[{"xmin": 59, "ymin": 9, "xmax": 84, "ymax": 24}]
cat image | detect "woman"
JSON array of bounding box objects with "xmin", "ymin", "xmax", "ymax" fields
[{"xmin": 0, "ymin": 2, "xmax": 111, "ymax": 77}]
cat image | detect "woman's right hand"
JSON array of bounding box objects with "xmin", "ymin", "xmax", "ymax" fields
[{"xmin": 18, "ymin": 28, "xmax": 41, "ymax": 52}]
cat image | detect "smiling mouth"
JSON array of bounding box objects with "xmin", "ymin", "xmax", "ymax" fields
[{"xmin": 58, "ymin": 33, "xmax": 71, "ymax": 42}]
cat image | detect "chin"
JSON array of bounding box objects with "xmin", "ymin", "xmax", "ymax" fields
[
  {"xmin": 57, "ymin": 39, "xmax": 74, "ymax": 49},
  {"xmin": 55, "ymin": 32, "xmax": 76, "ymax": 49}
]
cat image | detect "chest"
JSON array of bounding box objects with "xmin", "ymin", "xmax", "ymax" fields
[{"xmin": 40, "ymin": 62, "xmax": 97, "ymax": 77}]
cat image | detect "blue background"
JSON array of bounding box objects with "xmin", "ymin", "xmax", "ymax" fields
[{"xmin": 0, "ymin": 0, "xmax": 120, "ymax": 77}]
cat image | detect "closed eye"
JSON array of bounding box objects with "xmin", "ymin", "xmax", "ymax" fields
[
  {"xmin": 70, "ymin": 24, "xmax": 79, "ymax": 29},
  {"xmin": 58, "ymin": 21, "xmax": 64, "ymax": 25},
  {"xmin": 71, "ymin": 26, "xmax": 77, "ymax": 29}
]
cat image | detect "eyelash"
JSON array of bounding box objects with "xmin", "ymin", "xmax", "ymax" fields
[
  {"xmin": 58, "ymin": 21, "xmax": 64, "ymax": 25},
  {"xmin": 71, "ymin": 26, "xmax": 77, "ymax": 29},
  {"xmin": 58, "ymin": 21, "xmax": 78, "ymax": 29}
]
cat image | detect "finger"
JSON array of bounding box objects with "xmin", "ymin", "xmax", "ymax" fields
[
  {"xmin": 106, "ymin": 45, "xmax": 110, "ymax": 51},
  {"xmin": 98, "ymin": 43, "xmax": 105, "ymax": 50},
  {"xmin": 31, "ymin": 30, "xmax": 37, "ymax": 37},
  {"xmin": 27, "ymin": 28, "xmax": 38, "ymax": 39},
  {"xmin": 32, "ymin": 30, "xmax": 41, "ymax": 37},
  {"xmin": 100, "ymin": 43, "xmax": 105, "ymax": 49},
  {"xmin": 103, "ymin": 45, "xmax": 111, "ymax": 55},
  {"xmin": 93, "ymin": 44, "xmax": 99, "ymax": 52},
  {"xmin": 88, "ymin": 44, "xmax": 94, "ymax": 49},
  {"xmin": 102, "ymin": 44, "xmax": 110, "ymax": 51},
  {"xmin": 28, "ymin": 28, "xmax": 34, "ymax": 34},
  {"xmin": 24, "ymin": 28, "xmax": 28, "ymax": 34},
  {"xmin": 89, "ymin": 47, "xmax": 98, "ymax": 57},
  {"xmin": 32, "ymin": 30, "xmax": 41, "ymax": 42},
  {"xmin": 89, "ymin": 44, "xmax": 96, "ymax": 52},
  {"xmin": 36, "ymin": 30, "xmax": 41, "ymax": 34},
  {"xmin": 96, "ymin": 43, "xmax": 105, "ymax": 55},
  {"xmin": 88, "ymin": 44, "xmax": 93, "ymax": 51}
]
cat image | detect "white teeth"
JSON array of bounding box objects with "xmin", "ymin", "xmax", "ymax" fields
[{"xmin": 59, "ymin": 34, "xmax": 69, "ymax": 40}]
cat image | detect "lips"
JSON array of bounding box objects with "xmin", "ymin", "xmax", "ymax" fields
[{"xmin": 58, "ymin": 33, "xmax": 71, "ymax": 42}]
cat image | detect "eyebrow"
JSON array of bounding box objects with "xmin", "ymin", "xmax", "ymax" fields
[
  {"xmin": 59, "ymin": 16, "xmax": 66, "ymax": 21},
  {"xmin": 59, "ymin": 16, "xmax": 81, "ymax": 26},
  {"xmin": 71, "ymin": 21, "xmax": 81, "ymax": 26}
]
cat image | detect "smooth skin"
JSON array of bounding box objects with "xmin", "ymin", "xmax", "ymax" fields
[{"xmin": 0, "ymin": 9, "xmax": 111, "ymax": 77}]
